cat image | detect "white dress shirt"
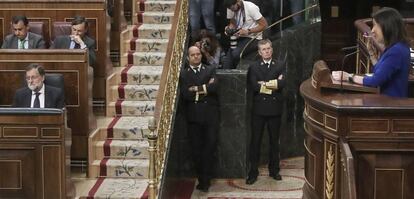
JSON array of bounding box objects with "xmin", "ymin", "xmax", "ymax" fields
[
  {"xmin": 30, "ymin": 85, "xmax": 45, "ymax": 108},
  {"xmin": 190, "ymin": 63, "xmax": 202, "ymax": 74},
  {"xmin": 70, "ymin": 39, "xmax": 87, "ymax": 49},
  {"xmin": 18, "ymin": 33, "xmax": 29, "ymax": 49}
]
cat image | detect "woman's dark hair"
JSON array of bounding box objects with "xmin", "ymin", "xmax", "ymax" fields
[
  {"xmin": 372, "ymin": 7, "xmax": 408, "ymax": 47},
  {"xmin": 200, "ymin": 31, "xmax": 220, "ymax": 55}
]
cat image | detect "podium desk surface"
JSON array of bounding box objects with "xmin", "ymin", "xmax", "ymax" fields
[{"xmin": 301, "ymin": 79, "xmax": 414, "ymax": 113}]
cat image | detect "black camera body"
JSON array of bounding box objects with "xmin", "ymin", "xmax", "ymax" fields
[
  {"xmin": 202, "ymin": 41, "xmax": 210, "ymax": 50},
  {"xmin": 225, "ymin": 28, "xmax": 239, "ymax": 36}
]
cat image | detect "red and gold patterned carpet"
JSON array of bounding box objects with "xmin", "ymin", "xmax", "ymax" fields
[{"xmin": 189, "ymin": 157, "xmax": 304, "ymax": 199}]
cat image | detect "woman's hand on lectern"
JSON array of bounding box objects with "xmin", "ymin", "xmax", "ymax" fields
[{"xmin": 332, "ymin": 71, "xmax": 350, "ymax": 81}]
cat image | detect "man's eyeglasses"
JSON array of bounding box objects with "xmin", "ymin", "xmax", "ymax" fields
[{"xmin": 26, "ymin": 75, "xmax": 40, "ymax": 81}]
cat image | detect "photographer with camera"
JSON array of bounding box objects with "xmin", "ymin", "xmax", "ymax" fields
[
  {"xmin": 222, "ymin": 0, "xmax": 267, "ymax": 69},
  {"xmin": 194, "ymin": 30, "xmax": 224, "ymax": 68}
]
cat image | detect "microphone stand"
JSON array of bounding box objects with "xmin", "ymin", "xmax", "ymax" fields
[{"xmin": 340, "ymin": 49, "xmax": 359, "ymax": 93}]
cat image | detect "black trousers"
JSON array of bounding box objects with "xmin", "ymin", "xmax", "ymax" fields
[
  {"xmin": 248, "ymin": 114, "xmax": 282, "ymax": 177},
  {"xmin": 187, "ymin": 115, "xmax": 218, "ymax": 185}
]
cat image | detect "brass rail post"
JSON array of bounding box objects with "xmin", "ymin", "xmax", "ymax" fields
[{"xmin": 148, "ymin": 117, "xmax": 158, "ymax": 199}]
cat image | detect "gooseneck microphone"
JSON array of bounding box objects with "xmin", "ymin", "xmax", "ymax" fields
[
  {"xmin": 341, "ymin": 45, "xmax": 358, "ymax": 51},
  {"xmin": 340, "ymin": 46, "xmax": 359, "ymax": 92}
]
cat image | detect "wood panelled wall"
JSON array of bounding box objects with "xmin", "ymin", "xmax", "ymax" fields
[
  {"xmin": 318, "ymin": 0, "xmax": 414, "ymax": 71},
  {"xmin": 0, "ymin": 0, "xmax": 111, "ymax": 101}
]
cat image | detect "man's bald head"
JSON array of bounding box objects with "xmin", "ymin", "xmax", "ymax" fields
[{"xmin": 188, "ymin": 46, "xmax": 202, "ymax": 66}]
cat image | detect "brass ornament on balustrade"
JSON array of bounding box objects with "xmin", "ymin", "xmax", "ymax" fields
[
  {"xmin": 325, "ymin": 145, "xmax": 335, "ymax": 199},
  {"xmin": 151, "ymin": 0, "xmax": 189, "ymax": 192}
]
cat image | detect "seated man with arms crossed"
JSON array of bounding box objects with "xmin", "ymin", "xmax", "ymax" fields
[
  {"xmin": 1, "ymin": 16, "xmax": 46, "ymax": 49},
  {"xmin": 13, "ymin": 63, "xmax": 65, "ymax": 109},
  {"xmin": 51, "ymin": 16, "xmax": 96, "ymax": 66}
]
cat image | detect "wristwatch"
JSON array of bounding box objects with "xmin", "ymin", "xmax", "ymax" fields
[{"xmin": 348, "ymin": 74, "xmax": 354, "ymax": 83}]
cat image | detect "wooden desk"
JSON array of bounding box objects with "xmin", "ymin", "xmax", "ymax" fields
[
  {"xmin": 0, "ymin": 0, "xmax": 111, "ymax": 100},
  {"xmin": 0, "ymin": 49, "xmax": 96, "ymax": 159},
  {"xmin": 301, "ymin": 79, "xmax": 414, "ymax": 199},
  {"xmin": 0, "ymin": 108, "xmax": 72, "ymax": 199}
]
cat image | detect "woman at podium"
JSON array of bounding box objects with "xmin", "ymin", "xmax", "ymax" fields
[{"xmin": 332, "ymin": 7, "xmax": 411, "ymax": 97}]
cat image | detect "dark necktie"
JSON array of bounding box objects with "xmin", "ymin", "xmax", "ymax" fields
[
  {"xmin": 74, "ymin": 42, "xmax": 81, "ymax": 49},
  {"xmin": 19, "ymin": 39, "xmax": 26, "ymax": 49},
  {"xmin": 264, "ymin": 63, "xmax": 270, "ymax": 68},
  {"xmin": 33, "ymin": 92, "xmax": 40, "ymax": 108},
  {"xmin": 193, "ymin": 67, "xmax": 199, "ymax": 75}
]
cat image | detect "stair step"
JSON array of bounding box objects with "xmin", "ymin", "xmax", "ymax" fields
[
  {"xmin": 109, "ymin": 116, "xmax": 152, "ymax": 139},
  {"xmin": 138, "ymin": 12, "xmax": 174, "ymax": 24},
  {"xmin": 139, "ymin": 1, "xmax": 176, "ymax": 13},
  {"xmin": 76, "ymin": 178, "xmax": 148, "ymax": 199},
  {"xmin": 124, "ymin": 24, "xmax": 171, "ymax": 41},
  {"xmin": 95, "ymin": 140, "xmax": 149, "ymax": 159},
  {"xmin": 135, "ymin": 24, "xmax": 171, "ymax": 39},
  {"xmin": 92, "ymin": 159, "xmax": 149, "ymax": 178},
  {"xmin": 125, "ymin": 38, "xmax": 169, "ymax": 53},
  {"xmin": 110, "ymin": 84, "xmax": 158, "ymax": 101},
  {"xmin": 127, "ymin": 51, "xmax": 166, "ymax": 66},
  {"xmin": 121, "ymin": 66, "xmax": 163, "ymax": 84},
  {"xmin": 108, "ymin": 100, "xmax": 156, "ymax": 116}
]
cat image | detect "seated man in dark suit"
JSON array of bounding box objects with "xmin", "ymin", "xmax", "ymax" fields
[
  {"xmin": 51, "ymin": 16, "xmax": 96, "ymax": 66},
  {"xmin": 1, "ymin": 16, "xmax": 46, "ymax": 49},
  {"xmin": 13, "ymin": 63, "xmax": 65, "ymax": 109}
]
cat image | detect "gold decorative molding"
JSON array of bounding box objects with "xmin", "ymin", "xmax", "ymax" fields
[
  {"xmin": 374, "ymin": 168, "xmax": 404, "ymax": 199},
  {"xmin": 41, "ymin": 145, "xmax": 62, "ymax": 199},
  {"xmin": 392, "ymin": 119, "xmax": 414, "ymax": 134},
  {"xmin": 325, "ymin": 143, "xmax": 335, "ymax": 199},
  {"xmin": 307, "ymin": 104, "xmax": 324, "ymax": 126},
  {"xmin": 41, "ymin": 127, "xmax": 61, "ymax": 138},
  {"xmin": 324, "ymin": 113, "xmax": 337, "ymax": 132},
  {"xmin": 305, "ymin": 103, "xmax": 338, "ymax": 133},
  {"xmin": 150, "ymin": 0, "xmax": 189, "ymax": 198},
  {"xmin": 3, "ymin": 127, "xmax": 38, "ymax": 138},
  {"xmin": 0, "ymin": 160, "xmax": 22, "ymax": 189},
  {"xmin": 350, "ymin": 118, "xmax": 389, "ymax": 134}
]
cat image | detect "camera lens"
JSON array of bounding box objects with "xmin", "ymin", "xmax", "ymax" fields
[{"xmin": 230, "ymin": 35, "xmax": 238, "ymax": 49}]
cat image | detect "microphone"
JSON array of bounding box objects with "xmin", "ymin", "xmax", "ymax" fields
[
  {"xmin": 340, "ymin": 48, "xmax": 359, "ymax": 92},
  {"xmin": 341, "ymin": 45, "xmax": 358, "ymax": 51}
]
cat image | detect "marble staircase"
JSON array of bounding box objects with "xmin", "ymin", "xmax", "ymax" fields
[{"xmin": 77, "ymin": 0, "xmax": 176, "ymax": 198}]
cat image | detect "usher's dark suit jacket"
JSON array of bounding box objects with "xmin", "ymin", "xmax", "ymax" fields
[
  {"xmin": 51, "ymin": 35, "xmax": 96, "ymax": 66},
  {"xmin": 248, "ymin": 59, "xmax": 286, "ymax": 116},
  {"xmin": 1, "ymin": 32, "xmax": 46, "ymax": 49},
  {"xmin": 13, "ymin": 85, "xmax": 65, "ymax": 109},
  {"xmin": 180, "ymin": 64, "xmax": 219, "ymax": 123}
]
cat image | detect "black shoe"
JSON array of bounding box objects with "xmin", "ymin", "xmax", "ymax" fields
[
  {"xmin": 271, "ymin": 173, "xmax": 282, "ymax": 181},
  {"xmin": 246, "ymin": 175, "xmax": 257, "ymax": 185},
  {"xmin": 196, "ymin": 183, "xmax": 209, "ymax": 192}
]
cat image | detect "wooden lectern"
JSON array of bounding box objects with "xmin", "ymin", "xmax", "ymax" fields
[
  {"xmin": 301, "ymin": 79, "xmax": 414, "ymax": 199},
  {"xmin": 311, "ymin": 60, "xmax": 379, "ymax": 93},
  {"xmin": 0, "ymin": 108, "xmax": 73, "ymax": 199}
]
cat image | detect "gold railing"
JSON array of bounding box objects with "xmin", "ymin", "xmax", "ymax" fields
[
  {"xmin": 147, "ymin": 0, "xmax": 188, "ymax": 198},
  {"xmin": 239, "ymin": 3, "xmax": 319, "ymax": 59}
]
